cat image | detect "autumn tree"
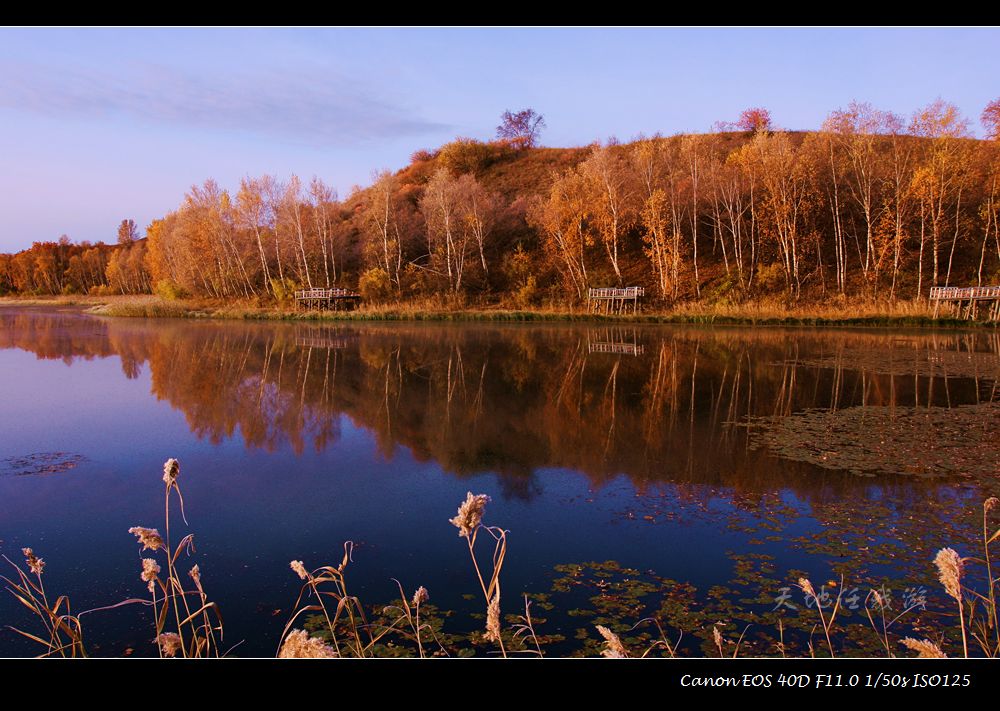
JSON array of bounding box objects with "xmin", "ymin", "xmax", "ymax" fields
[
  {"xmin": 278, "ymin": 176, "xmax": 314, "ymax": 289},
  {"xmin": 496, "ymin": 109, "xmax": 545, "ymax": 149},
  {"xmin": 880, "ymin": 111, "xmax": 914, "ymax": 299},
  {"xmin": 363, "ymin": 170, "xmax": 405, "ymax": 291},
  {"xmin": 737, "ymin": 107, "xmax": 773, "ymax": 134},
  {"xmin": 309, "ymin": 177, "xmax": 338, "ymax": 288},
  {"xmin": 983, "ymin": 98, "xmax": 1000, "ymax": 141},
  {"xmin": 909, "ymin": 99, "xmax": 973, "ymax": 294},
  {"xmin": 236, "ymin": 177, "xmax": 276, "ymax": 296},
  {"xmin": 420, "ymin": 167, "xmax": 471, "ymax": 294},
  {"xmin": 631, "ymin": 138, "xmax": 675, "ymax": 299},
  {"xmin": 458, "ymin": 177, "xmax": 502, "ymax": 280},
  {"xmin": 528, "ymin": 167, "xmax": 591, "ymax": 299},
  {"xmin": 117, "ymin": 219, "xmax": 138, "ymax": 245},
  {"xmin": 106, "ymin": 240, "xmax": 150, "ymax": 294},
  {"xmin": 975, "ymin": 142, "xmax": 1000, "ymax": 285},
  {"xmin": 715, "ymin": 144, "xmax": 756, "ymax": 289},
  {"xmin": 144, "ymin": 217, "xmax": 177, "ymax": 293},
  {"xmin": 681, "ymin": 134, "xmax": 715, "ymax": 296},
  {"xmin": 0, "ymin": 254, "xmax": 13, "ymax": 294},
  {"xmin": 580, "ymin": 144, "xmax": 634, "ymax": 285}
]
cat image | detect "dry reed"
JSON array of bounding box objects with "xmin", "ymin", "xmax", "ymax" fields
[
  {"xmin": 277, "ymin": 542, "xmax": 401, "ymax": 658},
  {"xmin": 450, "ymin": 491, "xmax": 508, "ymax": 657},
  {"xmin": 596, "ymin": 625, "xmax": 628, "ymax": 659},
  {"xmin": 1, "ymin": 548, "xmax": 86, "ymax": 657},
  {"xmin": 127, "ymin": 458, "xmax": 224, "ymax": 658}
]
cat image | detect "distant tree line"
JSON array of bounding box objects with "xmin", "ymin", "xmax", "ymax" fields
[
  {"xmin": 0, "ymin": 221, "xmax": 149, "ymax": 296},
  {"xmin": 3, "ymin": 101, "xmax": 999, "ymax": 305}
]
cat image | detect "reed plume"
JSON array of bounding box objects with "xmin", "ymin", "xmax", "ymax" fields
[
  {"xmin": 412, "ymin": 586, "xmax": 429, "ymax": 607},
  {"xmin": 449, "ymin": 492, "xmax": 508, "ymax": 657},
  {"xmin": 712, "ymin": 625, "xmax": 724, "ymax": 657},
  {"xmin": 934, "ymin": 548, "xmax": 963, "ymax": 602},
  {"xmin": 596, "ymin": 625, "xmax": 628, "ymax": 658},
  {"xmin": 934, "ymin": 547, "xmax": 968, "ymax": 657},
  {"xmin": 156, "ymin": 632, "xmax": 182, "ymax": 657},
  {"xmin": 22, "ymin": 548, "xmax": 45, "ymax": 576},
  {"xmin": 128, "ymin": 527, "xmax": 164, "ymax": 552},
  {"xmin": 901, "ymin": 637, "xmax": 947, "ymax": 658},
  {"xmin": 450, "ymin": 492, "xmax": 490, "ymax": 538},
  {"xmin": 484, "ymin": 590, "xmax": 502, "ymax": 643},
  {"xmin": 278, "ymin": 629, "xmax": 338, "ymax": 658}
]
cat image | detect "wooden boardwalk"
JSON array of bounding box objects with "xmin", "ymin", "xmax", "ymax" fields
[
  {"xmin": 294, "ymin": 288, "xmax": 361, "ymax": 310},
  {"xmin": 588, "ymin": 287, "xmax": 645, "ymax": 314},
  {"xmin": 929, "ymin": 286, "xmax": 1000, "ymax": 320}
]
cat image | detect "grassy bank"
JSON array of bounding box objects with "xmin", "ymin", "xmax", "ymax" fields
[
  {"xmin": 0, "ymin": 295, "xmax": 105, "ymax": 308},
  {"xmin": 2, "ymin": 294, "xmax": 995, "ymax": 329}
]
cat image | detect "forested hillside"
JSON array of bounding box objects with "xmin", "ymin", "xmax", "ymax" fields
[{"xmin": 3, "ymin": 101, "xmax": 999, "ymax": 308}]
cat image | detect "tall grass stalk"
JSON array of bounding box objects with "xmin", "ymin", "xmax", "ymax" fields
[
  {"xmin": 862, "ymin": 587, "xmax": 928, "ymax": 657},
  {"xmin": 797, "ymin": 576, "xmax": 844, "ymax": 658},
  {"xmin": 2, "ymin": 549, "xmax": 86, "ymax": 657},
  {"xmin": 510, "ymin": 594, "xmax": 543, "ymax": 657},
  {"xmin": 981, "ymin": 498, "xmax": 1000, "ymax": 655},
  {"xmin": 964, "ymin": 498, "xmax": 1000, "ymax": 657},
  {"xmin": 634, "ymin": 617, "xmax": 679, "ymax": 658},
  {"xmin": 934, "ymin": 548, "xmax": 968, "ymax": 657},
  {"xmin": 278, "ymin": 544, "xmax": 402, "ymax": 657},
  {"xmin": 381, "ymin": 582, "xmax": 447, "ymax": 658},
  {"xmin": 449, "ymin": 492, "xmax": 508, "ymax": 657}
]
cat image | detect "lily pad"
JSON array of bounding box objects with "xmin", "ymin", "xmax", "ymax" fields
[{"xmin": 0, "ymin": 452, "xmax": 85, "ymax": 477}]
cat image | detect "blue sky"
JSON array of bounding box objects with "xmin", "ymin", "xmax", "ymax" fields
[{"xmin": 1, "ymin": 27, "xmax": 998, "ymax": 252}]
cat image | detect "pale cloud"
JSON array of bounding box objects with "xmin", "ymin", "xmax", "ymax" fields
[{"xmin": 0, "ymin": 60, "xmax": 450, "ymax": 145}]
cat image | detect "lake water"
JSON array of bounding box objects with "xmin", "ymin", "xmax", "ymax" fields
[{"xmin": 1, "ymin": 306, "xmax": 998, "ymax": 657}]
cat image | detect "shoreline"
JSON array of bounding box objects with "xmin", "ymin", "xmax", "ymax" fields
[{"xmin": 1, "ymin": 294, "xmax": 996, "ymax": 330}]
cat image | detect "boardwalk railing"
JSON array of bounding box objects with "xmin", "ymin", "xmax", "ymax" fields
[
  {"xmin": 928, "ymin": 285, "xmax": 1000, "ymax": 321},
  {"xmin": 588, "ymin": 287, "xmax": 645, "ymax": 300},
  {"xmin": 294, "ymin": 288, "xmax": 362, "ymax": 310},
  {"xmin": 294, "ymin": 288, "xmax": 360, "ymax": 300},
  {"xmin": 587, "ymin": 286, "xmax": 645, "ymax": 314},
  {"xmin": 929, "ymin": 286, "xmax": 1000, "ymax": 301}
]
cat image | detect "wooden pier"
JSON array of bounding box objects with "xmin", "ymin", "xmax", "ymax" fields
[
  {"xmin": 588, "ymin": 287, "xmax": 645, "ymax": 314},
  {"xmin": 929, "ymin": 286, "xmax": 1000, "ymax": 321},
  {"xmin": 294, "ymin": 288, "xmax": 362, "ymax": 311}
]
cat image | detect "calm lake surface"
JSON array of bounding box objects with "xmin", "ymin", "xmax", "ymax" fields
[{"xmin": 1, "ymin": 306, "xmax": 998, "ymax": 657}]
